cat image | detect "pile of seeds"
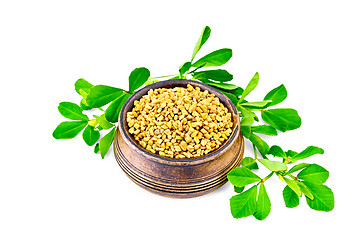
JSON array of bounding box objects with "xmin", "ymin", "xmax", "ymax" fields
[{"xmin": 126, "ymin": 84, "xmax": 233, "ymax": 159}]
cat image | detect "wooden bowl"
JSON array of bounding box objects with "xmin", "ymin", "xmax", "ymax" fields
[{"xmin": 114, "ymin": 79, "xmax": 244, "ymax": 198}]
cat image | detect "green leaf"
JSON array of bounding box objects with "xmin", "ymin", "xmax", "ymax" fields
[
  {"xmin": 297, "ymin": 181, "xmax": 314, "ymax": 200},
  {"xmin": 286, "ymin": 163, "xmax": 310, "ymax": 175},
  {"xmin": 179, "ymin": 62, "xmax": 192, "ymax": 77},
  {"xmin": 193, "ymin": 69, "xmax": 233, "ymax": 82},
  {"xmin": 284, "ymin": 177, "xmax": 302, "ymax": 197},
  {"xmin": 268, "ymin": 145, "xmax": 287, "ymax": 159},
  {"xmin": 80, "ymin": 100, "xmax": 92, "ymax": 110},
  {"xmin": 197, "ymin": 78, "xmax": 240, "ymax": 90},
  {"xmin": 240, "ymin": 117, "xmax": 254, "ymax": 138},
  {"xmin": 297, "ymin": 164, "xmax": 329, "ymax": 184},
  {"xmin": 53, "ymin": 121, "xmax": 87, "ymax": 139},
  {"xmin": 240, "ymin": 117, "xmax": 254, "ymax": 136},
  {"xmin": 240, "ymin": 100, "xmax": 272, "ymax": 109},
  {"xmin": 192, "ymin": 48, "xmax": 232, "ymax": 67},
  {"xmin": 222, "ymin": 92, "xmax": 238, "ymax": 105},
  {"xmin": 79, "ymin": 89, "xmax": 92, "ymax": 110},
  {"xmin": 94, "ymin": 115, "xmax": 113, "ymax": 130},
  {"xmin": 58, "ymin": 102, "xmax": 89, "ymax": 121},
  {"xmin": 283, "ymin": 185, "xmax": 300, "ymax": 208},
  {"xmin": 82, "ymin": 125, "xmax": 100, "ymax": 146},
  {"xmin": 218, "ymin": 87, "xmax": 244, "ymax": 97},
  {"xmin": 87, "ymin": 85, "xmax": 124, "ymax": 108},
  {"xmin": 241, "ymin": 157, "xmax": 259, "ymax": 170},
  {"xmin": 251, "ymin": 125, "xmax": 277, "ymax": 136},
  {"xmin": 227, "ymin": 167, "xmax": 261, "ymax": 188},
  {"xmin": 258, "ymin": 159, "xmax": 287, "ymax": 172},
  {"xmin": 230, "ymin": 185, "xmax": 258, "ymax": 219},
  {"xmin": 253, "ymin": 183, "xmax": 271, "ymax": 220},
  {"xmin": 94, "ymin": 143, "xmax": 100, "ymax": 154},
  {"xmin": 286, "ymin": 150, "xmax": 298, "ymax": 157},
  {"xmin": 290, "ymin": 146, "xmax": 324, "ymax": 162},
  {"xmin": 234, "ymin": 186, "xmax": 245, "ymax": 193},
  {"xmin": 75, "ymin": 78, "xmax": 93, "ymax": 95},
  {"xmin": 239, "ymin": 72, "xmax": 259, "ymax": 102},
  {"xmin": 264, "ymin": 84, "xmax": 287, "ymax": 107},
  {"xmin": 261, "ymin": 108, "xmax": 301, "ymax": 132},
  {"xmin": 303, "ymin": 181, "xmax": 334, "ymax": 211},
  {"xmin": 128, "ymin": 67, "xmax": 151, "ymax": 93},
  {"xmin": 241, "ymin": 117, "xmax": 255, "ymax": 126},
  {"xmin": 99, "ymin": 127, "xmax": 116, "ymax": 159},
  {"xmin": 105, "ymin": 93, "xmax": 131, "ymax": 123},
  {"xmin": 249, "ymin": 133, "xmax": 269, "ymax": 157},
  {"xmin": 237, "ymin": 106, "xmax": 256, "ymax": 119},
  {"xmin": 191, "ymin": 26, "xmax": 211, "ymax": 61}
]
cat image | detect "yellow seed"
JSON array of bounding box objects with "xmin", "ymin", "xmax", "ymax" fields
[
  {"xmin": 185, "ymin": 135, "xmax": 192, "ymax": 143},
  {"xmin": 191, "ymin": 130, "xmax": 198, "ymax": 138},
  {"xmin": 180, "ymin": 141, "xmax": 188, "ymax": 151},
  {"xmin": 126, "ymin": 84, "xmax": 232, "ymax": 158},
  {"xmin": 187, "ymin": 145, "xmax": 195, "ymax": 152},
  {"xmin": 129, "ymin": 127, "xmax": 135, "ymax": 134}
]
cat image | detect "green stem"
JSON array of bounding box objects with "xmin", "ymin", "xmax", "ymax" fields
[
  {"xmin": 188, "ymin": 65, "xmax": 205, "ymax": 74},
  {"xmin": 253, "ymin": 144, "xmax": 258, "ymax": 159},
  {"xmin": 148, "ymin": 74, "xmax": 178, "ymax": 80},
  {"xmin": 287, "ymin": 174, "xmax": 298, "ymax": 181},
  {"xmin": 259, "ymin": 172, "xmax": 274, "ymax": 184}
]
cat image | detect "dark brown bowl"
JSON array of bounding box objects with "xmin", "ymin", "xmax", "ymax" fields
[{"xmin": 114, "ymin": 79, "xmax": 244, "ymax": 198}]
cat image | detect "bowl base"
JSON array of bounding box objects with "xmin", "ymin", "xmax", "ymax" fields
[{"xmin": 114, "ymin": 128, "xmax": 244, "ymax": 198}]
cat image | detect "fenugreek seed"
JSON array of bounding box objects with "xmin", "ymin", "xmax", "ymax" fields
[
  {"xmin": 184, "ymin": 135, "xmax": 192, "ymax": 143},
  {"xmin": 126, "ymin": 85, "xmax": 232, "ymax": 158},
  {"xmin": 129, "ymin": 127, "xmax": 135, "ymax": 134},
  {"xmin": 191, "ymin": 131, "xmax": 198, "ymax": 138},
  {"xmin": 155, "ymin": 147, "xmax": 165, "ymax": 152},
  {"xmin": 180, "ymin": 141, "xmax": 188, "ymax": 151},
  {"xmin": 187, "ymin": 145, "xmax": 195, "ymax": 152},
  {"xmin": 140, "ymin": 141, "xmax": 147, "ymax": 148}
]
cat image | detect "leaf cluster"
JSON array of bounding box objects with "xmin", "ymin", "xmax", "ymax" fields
[
  {"xmin": 177, "ymin": 26, "xmax": 334, "ymax": 220},
  {"xmin": 52, "ymin": 26, "xmax": 334, "ymax": 220},
  {"xmin": 228, "ymin": 145, "xmax": 333, "ymax": 220},
  {"xmin": 53, "ymin": 68, "xmax": 150, "ymax": 158}
]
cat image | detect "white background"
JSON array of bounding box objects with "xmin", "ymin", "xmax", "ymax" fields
[{"xmin": 1, "ymin": 0, "xmax": 359, "ymax": 239}]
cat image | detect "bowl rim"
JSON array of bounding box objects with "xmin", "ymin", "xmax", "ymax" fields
[{"xmin": 118, "ymin": 79, "xmax": 240, "ymax": 165}]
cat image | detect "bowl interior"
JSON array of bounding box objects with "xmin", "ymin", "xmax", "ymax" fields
[{"xmin": 119, "ymin": 79, "xmax": 240, "ymax": 161}]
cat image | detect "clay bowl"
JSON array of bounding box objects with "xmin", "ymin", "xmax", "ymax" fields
[{"xmin": 114, "ymin": 79, "xmax": 244, "ymax": 198}]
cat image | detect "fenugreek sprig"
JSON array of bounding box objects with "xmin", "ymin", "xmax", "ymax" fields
[{"xmin": 53, "ymin": 26, "xmax": 334, "ymax": 220}]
